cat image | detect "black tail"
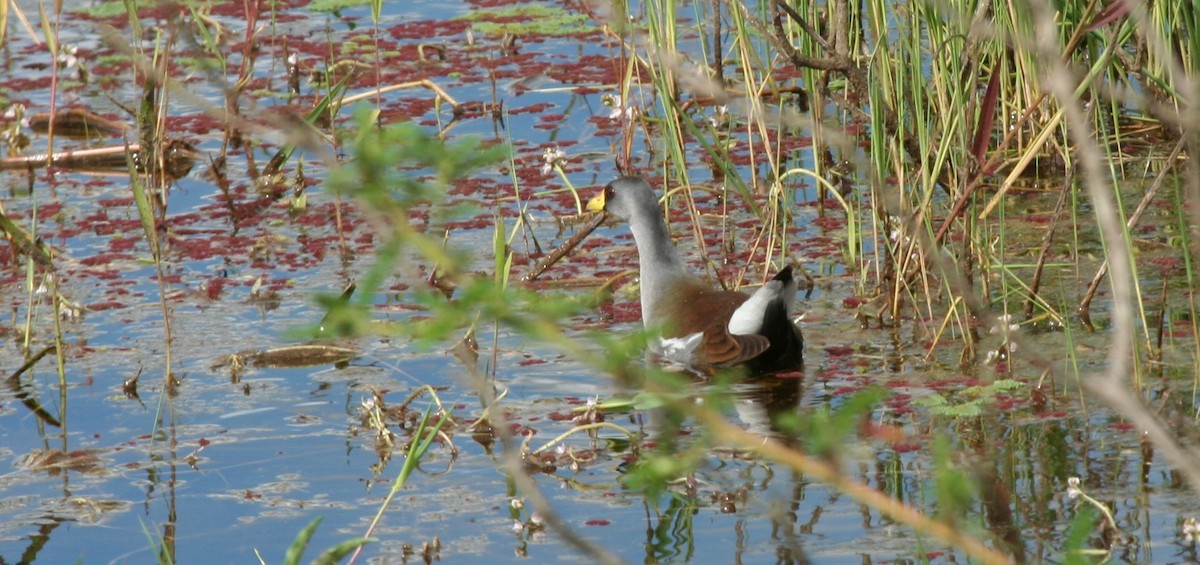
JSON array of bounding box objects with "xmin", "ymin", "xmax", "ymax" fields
[
  {"xmin": 747, "ymin": 266, "xmax": 803, "ymax": 374},
  {"xmin": 771, "ymin": 265, "xmax": 794, "ymax": 284}
]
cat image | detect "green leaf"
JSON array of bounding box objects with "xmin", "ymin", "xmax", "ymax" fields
[
  {"xmin": 312, "ymin": 538, "xmax": 375, "ymax": 565},
  {"xmin": 308, "ymin": 0, "xmax": 374, "ymax": 13},
  {"xmin": 282, "ymin": 516, "xmax": 322, "ymax": 565},
  {"xmin": 453, "ymin": 5, "xmax": 589, "ymax": 37}
]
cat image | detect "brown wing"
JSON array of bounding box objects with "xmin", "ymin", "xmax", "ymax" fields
[{"xmin": 651, "ymin": 280, "xmax": 770, "ymax": 367}]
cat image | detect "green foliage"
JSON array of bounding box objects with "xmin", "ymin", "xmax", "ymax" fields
[
  {"xmin": 183, "ymin": 3, "xmax": 228, "ymax": 76},
  {"xmin": 775, "ymin": 387, "xmax": 889, "ymax": 459},
  {"xmin": 332, "ymin": 110, "xmax": 483, "ymax": 199},
  {"xmin": 588, "ymin": 390, "xmax": 678, "ymax": 413},
  {"xmin": 307, "ymin": 0, "xmax": 375, "ymax": 13},
  {"xmin": 620, "ymin": 449, "xmax": 703, "ymax": 498},
  {"xmin": 311, "ymin": 539, "xmax": 377, "ymax": 565},
  {"xmin": 454, "ymin": 5, "xmax": 589, "ymax": 37},
  {"xmin": 282, "ymin": 516, "xmax": 322, "ymax": 565},
  {"xmin": 930, "ymin": 437, "xmax": 978, "ymax": 525},
  {"xmin": 277, "ymin": 516, "xmax": 373, "ymax": 565},
  {"xmin": 136, "ymin": 519, "xmax": 174, "ymax": 565},
  {"xmin": 69, "ymin": 1, "xmax": 133, "ymax": 18},
  {"xmin": 395, "ymin": 404, "xmax": 451, "ymax": 490},
  {"xmin": 914, "ymin": 379, "xmax": 1024, "ymax": 418},
  {"xmin": 1061, "ymin": 505, "xmax": 1101, "ymax": 564}
]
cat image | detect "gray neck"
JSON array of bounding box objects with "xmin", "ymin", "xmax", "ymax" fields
[{"xmin": 628, "ymin": 205, "xmax": 689, "ymax": 326}]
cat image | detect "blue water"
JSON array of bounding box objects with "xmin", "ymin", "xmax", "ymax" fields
[{"xmin": 0, "ymin": 1, "xmax": 1195, "ymax": 564}]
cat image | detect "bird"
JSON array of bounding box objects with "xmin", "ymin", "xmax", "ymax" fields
[{"xmin": 586, "ymin": 176, "xmax": 803, "ymax": 374}]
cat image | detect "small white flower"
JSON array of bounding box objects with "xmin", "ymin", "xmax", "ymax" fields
[
  {"xmin": 60, "ymin": 300, "xmax": 84, "ymax": 321},
  {"xmin": 887, "ymin": 215, "xmax": 909, "ymax": 244},
  {"xmin": 541, "ymin": 146, "xmax": 566, "ymax": 175},
  {"xmin": 602, "ymin": 94, "xmax": 635, "ymax": 121},
  {"xmin": 989, "ymin": 314, "xmax": 1019, "ymax": 334},
  {"xmin": 57, "ymin": 45, "xmax": 78, "ymax": 69},
  {"xmin": 510, "ymin": 498, "xmax": 524, "ymax": 510},
  {"xmin": 511, "ymin": 519, "xmax": 524, "ymax": 533},
  {"xmin": 530, "ymin": 512, "xmax": 544, "ymax": 526},
  {"xmin": 1066, "ymin": 477, "xmax": 1081, "ymax": 499},
  {"xmin": 555, "ymin": 443, "xmax": 567, "ymax": 455},
  {"xmin": 707, "ymin": 105, "xmax": 728, "ymax": 128},
  {"xmin": 1184, "ymin": 517, "xmax": 1198, "ymax": 543}
]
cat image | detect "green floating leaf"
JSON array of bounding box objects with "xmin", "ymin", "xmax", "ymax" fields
[
  {"xmin": 991, "ymin": 378, "xmax": 1024, "ymax": 391},
  {"xmin": 913, "ymin": 394, "xmax": 948, "ymax": 408},
  {"xmin": 70, "ymin": 1, "xmax": 132, "ymax": 18},
  {"xmin": 454, "ymin": 4, "xmax": 589, "ymax": 36},
  {"xmin": 312, "ymin": 538, "xmax": 376, "ymax": 565},
  {"xmin": 587, "ymin": 391, "xmax": 678, "ymax": 413},
  {"xmin": 589, "ymin": 397, "xmax": 635, "ymax": 412},
  {"xmin": 929, "ymin": 400, "xmax": 983, "ymax": 418},
  {"xmin": 917, "ymin": 378, "xmax": 1028, "ymax": 419},
  {"xmin": 308, "ymin": 0, "xmax": 374, "ymax": 13}
]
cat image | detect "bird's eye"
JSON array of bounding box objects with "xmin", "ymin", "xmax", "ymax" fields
[{"xmin": 604, "ymin": 183, "xmax": 615, "ymax": 201}]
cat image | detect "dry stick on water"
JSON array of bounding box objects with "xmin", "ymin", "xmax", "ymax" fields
[
  {"xmin": 520, "ymin": 212, "xmax": 607, "ymax": 283},
  {"xmin": 1154, "ymin": 277, "xmax": 1168, "ymax": 363},
  {"xmin": 4, "ymin": 345, "xmax": 62, "ymax": 428},
  {"xmin": 340, "ymin": 79, "xmax": 465, "ymax": 141},
  {"xmin": 340, "ymin": 79, "xmax": 460, "ymax": 108},
  {"xmin": 1076, "ymin": 137, "xmax": 1187, "ymax": 327},
  {"xmin": 6, "ymin": 345, "xmax": 58, "ymax": 383},
  {"xmin": 1029, "ymin": 0, "xmax": 1200, "ymax": 496},
  {"xmin": 0, "ymin": 142, "xmax": 199, "ymax": 172},
  {"xmin": 27, "ymin": 108, "xmax": 130, "ymax": 138},
  {"xmin": 1023, "ymin": 168, "xmax": 1074, "ymax": 320}
]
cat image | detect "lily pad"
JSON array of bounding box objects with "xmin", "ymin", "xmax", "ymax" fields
[{"xmin": 454, "ymin": 4, "xmax": 589, "ymax": 37}]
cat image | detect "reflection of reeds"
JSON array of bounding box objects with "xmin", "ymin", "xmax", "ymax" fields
[{"xmin": 27, "ymin": 108, "xmax": 129, "ymax": 138}]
